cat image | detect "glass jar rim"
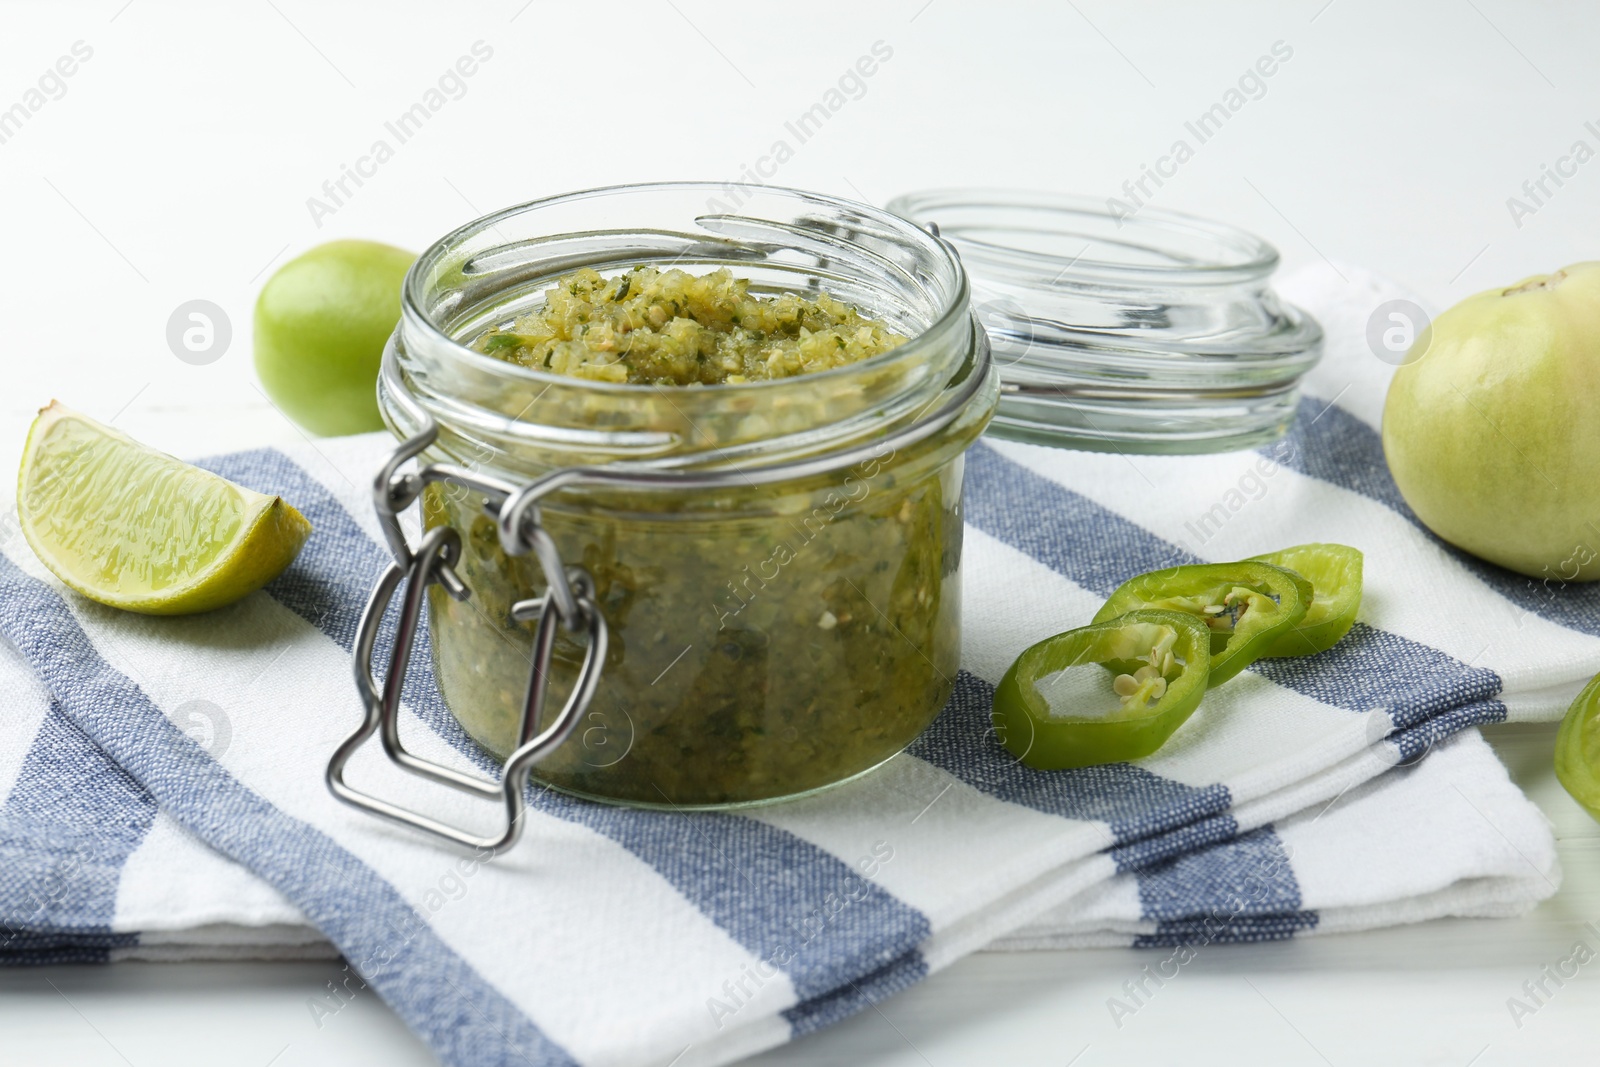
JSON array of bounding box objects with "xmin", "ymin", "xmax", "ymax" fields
[
  {"xmin": 887, "ymin": 187, "xmax": 1281, "ymax": 289},
  {"xmin": 386, "ymin": 181, "xmax": 994, "ymax": 478},
  {"xmin": 400, "ymin": 180, "xmax": 972, "ymax": 397}
]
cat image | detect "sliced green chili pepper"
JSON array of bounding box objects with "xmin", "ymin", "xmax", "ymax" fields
[
  {"xmin": 1091, "ymin": 562, "xmax": 1311, "ymax": 686},
  {"xmin": 1556, "ymin": 671, "xmax": 1600, "ymax": 824},
  {"xmin": 992, "ymin": 610, "xmax": 1212, "ymax": 770},
  {"xmin": 1249, "ymin": 543, "xmax": 1364, "ymax": 657}
]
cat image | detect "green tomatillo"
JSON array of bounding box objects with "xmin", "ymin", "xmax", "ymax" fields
[{"xmin": 1382, "ymin": 263, "xmax": 1600, "ymax": 580}]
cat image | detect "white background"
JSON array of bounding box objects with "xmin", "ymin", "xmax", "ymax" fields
[{"xmin": 2, "ymin": 1, "xmax": 1599, "ymax": 1064}]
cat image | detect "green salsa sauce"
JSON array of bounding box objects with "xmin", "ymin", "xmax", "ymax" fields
[
  {"xmin": 425, "ymin": 269, "xmax": 970, "ymax": 806},
  {"xmin": 471, "ymin": 266, "xmax": 906, "ymax": 385}
]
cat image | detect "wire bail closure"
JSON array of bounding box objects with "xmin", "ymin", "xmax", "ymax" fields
[{"xmin": 325, "ymin": 411, "xmax": 607, "ymax": 852}]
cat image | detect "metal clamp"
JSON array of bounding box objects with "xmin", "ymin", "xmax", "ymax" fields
[{"xmin": 325, "ymin": 409, "xmax": 608, "ymax": 851}]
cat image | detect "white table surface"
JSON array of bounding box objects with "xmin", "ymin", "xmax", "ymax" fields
[{"xmin": 2, "ymin": 1, "xmax": 1598, "ymax": 1064}]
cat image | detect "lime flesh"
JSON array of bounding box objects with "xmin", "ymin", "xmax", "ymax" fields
[{"xmin": 17, "ymin": 403, "xmax": 311, "ymax": 615}]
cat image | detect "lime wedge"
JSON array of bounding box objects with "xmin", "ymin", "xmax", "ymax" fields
[{"xmin": 16, "ymin": 402, "xmax": 311, "ymax": 615}]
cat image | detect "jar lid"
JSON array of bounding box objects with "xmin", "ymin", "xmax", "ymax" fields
[{"xmin": 886, "ymin": 189, "xmax": 1322, "ymax": 455}]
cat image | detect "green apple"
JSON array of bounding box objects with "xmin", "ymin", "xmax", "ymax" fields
[
  {"xmin": 1382, "ymin": 262, "xmax": 1600, "ymax": 580},
  {"xmin": 254, "ymin": 240, "xmax": 414, "ymax": 436}
]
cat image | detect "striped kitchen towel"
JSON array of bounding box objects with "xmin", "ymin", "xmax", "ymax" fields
[{"xmin": 0, "ymin": 263, "xmax": 1574, "ymax": 1066}]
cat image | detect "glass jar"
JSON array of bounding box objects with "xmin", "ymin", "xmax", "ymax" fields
[
  {"xmin": 379, "ymin": 182, "xmax": 998, "ymax": 809},
  {"xmin": 887, "ymin": 189, "xmax": 1322, "ymax": 454}
]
